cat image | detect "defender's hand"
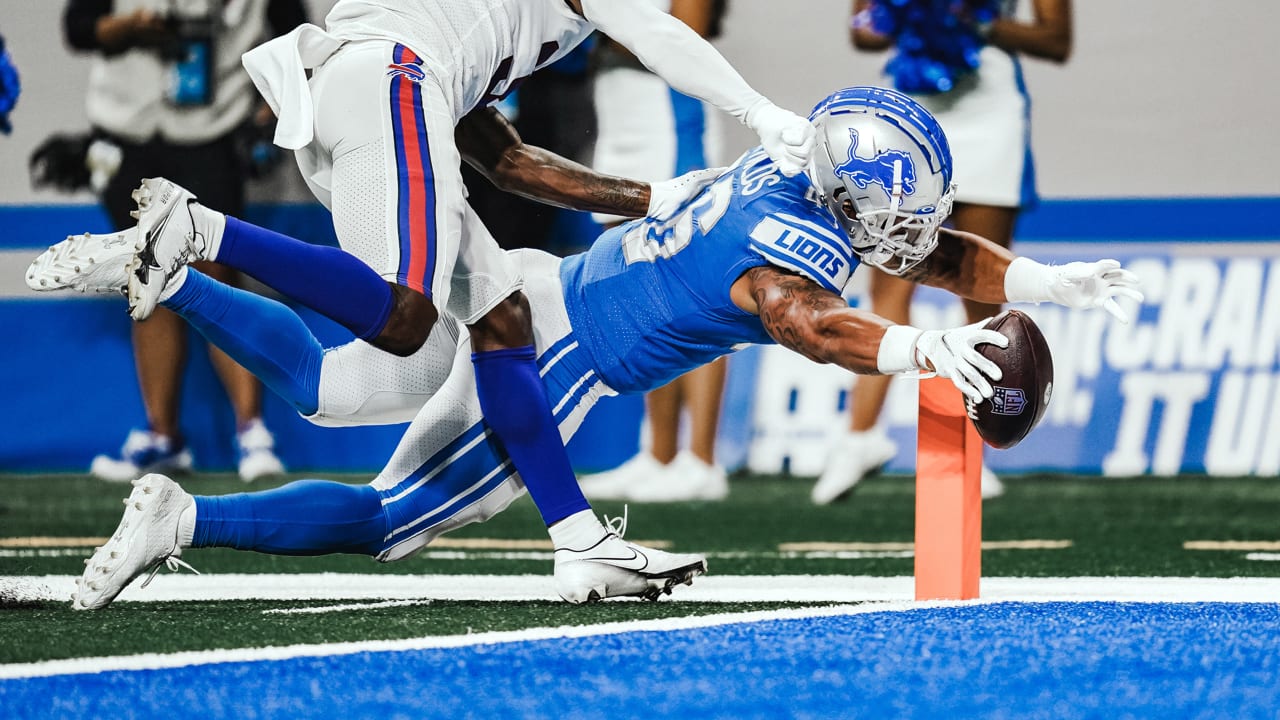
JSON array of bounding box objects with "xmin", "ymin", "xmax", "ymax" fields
[
  {"xmin": 744, "ymin": 101, "xmax": 815, "ymax": 178},
  {"xmin": 647, "ymin": 167, "xmax": 724, "ymax": 221},
  {"xmin": 914, "ymin": 321, "xmax": 1009, "ymax": 405}
]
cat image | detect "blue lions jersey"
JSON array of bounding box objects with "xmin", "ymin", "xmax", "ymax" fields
[{"xmin": 560, "ymin": 147, "xmax": 860, "ymax": 393}]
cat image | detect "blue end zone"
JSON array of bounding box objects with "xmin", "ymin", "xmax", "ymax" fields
[{"xmin": 3, "ymin": 602, "xmax": 1278, "ymax": 719}]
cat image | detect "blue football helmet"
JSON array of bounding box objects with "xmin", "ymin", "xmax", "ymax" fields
[{"xmin": 806, "ymin": 86, "xmax": 955, "ymax": 275}]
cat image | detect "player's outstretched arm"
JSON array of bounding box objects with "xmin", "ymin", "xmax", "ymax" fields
[
  {"xmin": 732, "ymin": 265, "xmax": 1006, "ymax": 403},
  {"xmin": 455, "ymin": 107, "xmax": 720, "ymax": 221},
  {"xmin": 903, "ymin": 228, "xmax": 1144, "ymax": 322},
  {"xmin": 569, "ymin": 0, "xmax": 814, "ymax": 177}
]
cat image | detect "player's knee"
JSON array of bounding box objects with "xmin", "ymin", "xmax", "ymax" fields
[
  {"xmin": 373, "ymin": 285, "xmax": 438, "ymax": 357},
  {"xmin": 469, "ymin": 292, "xmax": 534, "ymax": 352}
]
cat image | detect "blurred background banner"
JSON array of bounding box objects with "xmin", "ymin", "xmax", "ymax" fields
[
  {"xmin": 0, "ymin": 1, "xmax": 1277, "ymax": 476},
  {"xmin": 744, "ymin": 232, "xmax": 1280, "ymax": 479}
]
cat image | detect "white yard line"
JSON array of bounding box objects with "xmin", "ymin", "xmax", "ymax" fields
[{"xmin": 263, "ymin": 599, "xmax": 436, "ymax": 615}]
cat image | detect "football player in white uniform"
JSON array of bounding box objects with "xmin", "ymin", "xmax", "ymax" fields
[
  {"xmin": 32, "ymin": 87, "xmax": 1140, "ymax": 610},
  {"xmin": 77, "ymin": 0, "xmax": 816, "ymax": 603}
]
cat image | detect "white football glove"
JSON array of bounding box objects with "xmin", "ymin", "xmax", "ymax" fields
[
  {"xmin": 913, "ymin": 321, "xmax": 1009, "ymax": 405},
  {"xmin": 1005, "ymin": 257, "xmax": 1145, "ymax": 323},
  {"xmin": 647, "ymin": 167, "xmax": 725, "ymax": 222},
  {"xmin": 744, "ymin": 101, "xmax": 815, "ymax": 178}
]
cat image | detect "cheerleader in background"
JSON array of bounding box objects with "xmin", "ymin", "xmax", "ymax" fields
[{"xmin": 813, "ymin": 0, "xmax": 1072, "ymax": 505}]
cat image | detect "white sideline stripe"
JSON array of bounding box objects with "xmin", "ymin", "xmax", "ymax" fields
[
  {"xmin": 4, "ymin": 574, "xmax": 1280, "ymax": 680},
  {"xmin": 7, "ymin": 574, "xmax": 1280, "ymax": 606},
  {"xmin": 0, "ymin": 603, "xmax": 906, "ymax": 680},
  {"xmin": 263, "ymin": 599, "xmax": 435, "ymax": 615}
]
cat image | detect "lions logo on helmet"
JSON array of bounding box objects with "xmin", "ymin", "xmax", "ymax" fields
[
  {"xmin": 834, "ymin": 129, "xmax": 918, "ymax": 197},
  {"xmin": 807, "ymin": 86, "xmax": 955, "ymax": 275}
]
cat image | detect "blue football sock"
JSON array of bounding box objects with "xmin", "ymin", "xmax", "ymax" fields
[
  {"xmin": 192, "ymin": 480, "xmax": 386, "ymax": 556},
  {"xmin": 472, "ymin": 345, "xmax": 590, "ymax": 526},
  {"xmin": 219, "ymin": 216, "xmax": 395, "ymax": 341},
  {"xmin": 164, "ymin": 269, "xmax": 322, "ymax": 416}
]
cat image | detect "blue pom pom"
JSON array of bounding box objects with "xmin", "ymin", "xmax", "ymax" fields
[{"xmin": 874, "ymin": 0, "xmax": 1000, "ymax": 94}]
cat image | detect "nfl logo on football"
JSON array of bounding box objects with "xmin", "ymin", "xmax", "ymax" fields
[{"xmin": 991, "ymin": 386, "xmax": 1027, "ymax": 416}]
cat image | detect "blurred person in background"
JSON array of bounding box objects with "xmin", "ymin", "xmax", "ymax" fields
[
  {"xmin": 812, "ymin": 0, "xmax": 1072, "ymax": 505},
  {"xmin": 0, "ymin": 32, "xmax": 20, "ymax": 135},
  {"xmin": 577, "ymin": 0, "xmax": 732, "ymax": 503},
  {"xmin": 62, "ymin": 0, "xmax": 307, "ymax": 483}
]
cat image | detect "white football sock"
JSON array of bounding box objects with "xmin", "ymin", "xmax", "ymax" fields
[
  {"xmin": 547, "ymin": 509, "xmax": 607, "ymax": 550},
  {"xmin": 175, "ymin": 496, "xmax": 197, "ymax": 548}
]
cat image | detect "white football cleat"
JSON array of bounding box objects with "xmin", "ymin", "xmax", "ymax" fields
[
  {"xmin": 577, "ymin": 453, "xmax": 666, "ymax": 501},
  {"xmin": 627, "ymin": 451, "xmax": 729, "ymax": 503},
  {"xmin": 236, "ymin": 418, "xmax": 286, "ymax": 483},
  {"xmin": 90, "ymin": 429, "xmax": 193, "ymax": 483},
  {"xmin": 553, "ymin": 513, "xmax": 706, "ymax": 604},
  {"xmin": 26, "ymin": 229, "xmax": 136, "ymax": 296},
  {"xmin": 811, "ymin": 430, "xmax": 899, "ymax": 505},
  {"xmin": 72, "ymin": 473, "xmax": 198, "ymax": 611},
  {"xmin": 127, "ymin": 178, "xmax": 222, "ymax": 321}
]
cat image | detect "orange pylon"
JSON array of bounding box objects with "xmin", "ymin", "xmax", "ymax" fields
[{"xmin": 914, "ymin": 376, "xmax": 982, "ymax": 600}]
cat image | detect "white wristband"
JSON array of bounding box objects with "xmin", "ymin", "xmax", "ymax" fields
[
  {"xmin": 876, "ymin": 325, "xmax": 924, "ymax": 374},
  {"xmin": 1003, "ymin": 256, "xmax": 1054, "ymax": 304}
]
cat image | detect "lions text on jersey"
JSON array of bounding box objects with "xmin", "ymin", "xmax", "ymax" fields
[{"xmin": 560, "ymin": 147, "xmax": 860, "ymax": 394}]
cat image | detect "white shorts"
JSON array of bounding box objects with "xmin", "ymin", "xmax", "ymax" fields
[
  {"xmin": 591, "ymin": 67, "xmax": 722, "ymax": 223},
  {"xmin": 911, "ymin": 47, "xmax": 1037, "ymax": 209},
  {"xmin": 296, "ymin": 39, "xmax": 520, "ymax": 324},
  {"xmin": 366, "ymin": 249, "xmax": 617, "ymax": 561}
]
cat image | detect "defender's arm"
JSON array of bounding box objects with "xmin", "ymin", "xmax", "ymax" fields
[
  {"xmin": 456, "ymin": 107, "xmax": 650, "ymax": 217},
  {"xmin": 565, "ymin": 0, "xmax": 814, "ymax": 177},
  {"xmin": 456, "ymin": 107, "xmax": 721, "ymax": 220}
]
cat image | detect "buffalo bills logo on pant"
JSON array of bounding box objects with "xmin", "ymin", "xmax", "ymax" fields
[
  {"xmin": 387, "ymin": 62, "xmax": 425, "ymax": 83},
  {"xmin": 834, "ymin": 129, "xmax": 917, "ymax": 196}
]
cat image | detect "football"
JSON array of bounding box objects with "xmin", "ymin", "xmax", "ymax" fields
[{"xmin": 970, "ymin": 309, "xmax": 1054, "ymax": 449}]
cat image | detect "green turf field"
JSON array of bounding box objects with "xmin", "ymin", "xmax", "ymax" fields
[{"xmin": 3, "ymin": 472, "xmax": 1278, "ymax": 664}]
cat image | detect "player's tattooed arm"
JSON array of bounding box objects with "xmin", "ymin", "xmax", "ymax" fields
[
  {"xmin": 455, "ymin": 107, "xmax": 650, "ymax": 217},
  {"xmin": 902, "ymin": 227, "xmax": 1014, "ymax": 303},
  {"xmin": 731, "ymin": 265, "xmax": 890, "ymax": 374}
]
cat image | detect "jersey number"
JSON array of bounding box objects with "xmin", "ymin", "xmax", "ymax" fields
[
  {"xmin": 478, "ymin": 41, "xmax": 560, "ymax": 107},
  {"xmin": 622, "ymin": 175, "xmax": 733, "ymax": 264}
]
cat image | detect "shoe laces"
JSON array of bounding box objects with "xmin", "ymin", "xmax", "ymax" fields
[
  {"xmin": 139, "ymin": 554, "xmax": 200, "ymax": 589},
  {"xmin": 603, "ymin": 504, "xmax": 629, "ymax": 538}
]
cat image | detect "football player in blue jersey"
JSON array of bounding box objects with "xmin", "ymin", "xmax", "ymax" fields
[{"xmin": 31, "ymin": 86, "xmax": 1141, "ymax": 609}]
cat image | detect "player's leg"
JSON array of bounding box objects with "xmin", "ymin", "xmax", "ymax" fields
[
  {"xmin": 647, "ymin": 380, "xmax": 683, "ymax": 465},
  {"xmin": 72, "ymin": 255, "xmax": 703, "ymax": 609},
  {"xmin": 382, "ymin": 251, "xmax": 707, "ymax": 601},
  {"xmin": 812, "ymin": 269, "xmax": 911, "ymax": 505},
  {"xmin": 126, "ymin": 42, "xmax": 440, "ymax": 357},
  {"xmin": 451, "ymin": 208, "xmax": 608, "ymax": 539}
]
